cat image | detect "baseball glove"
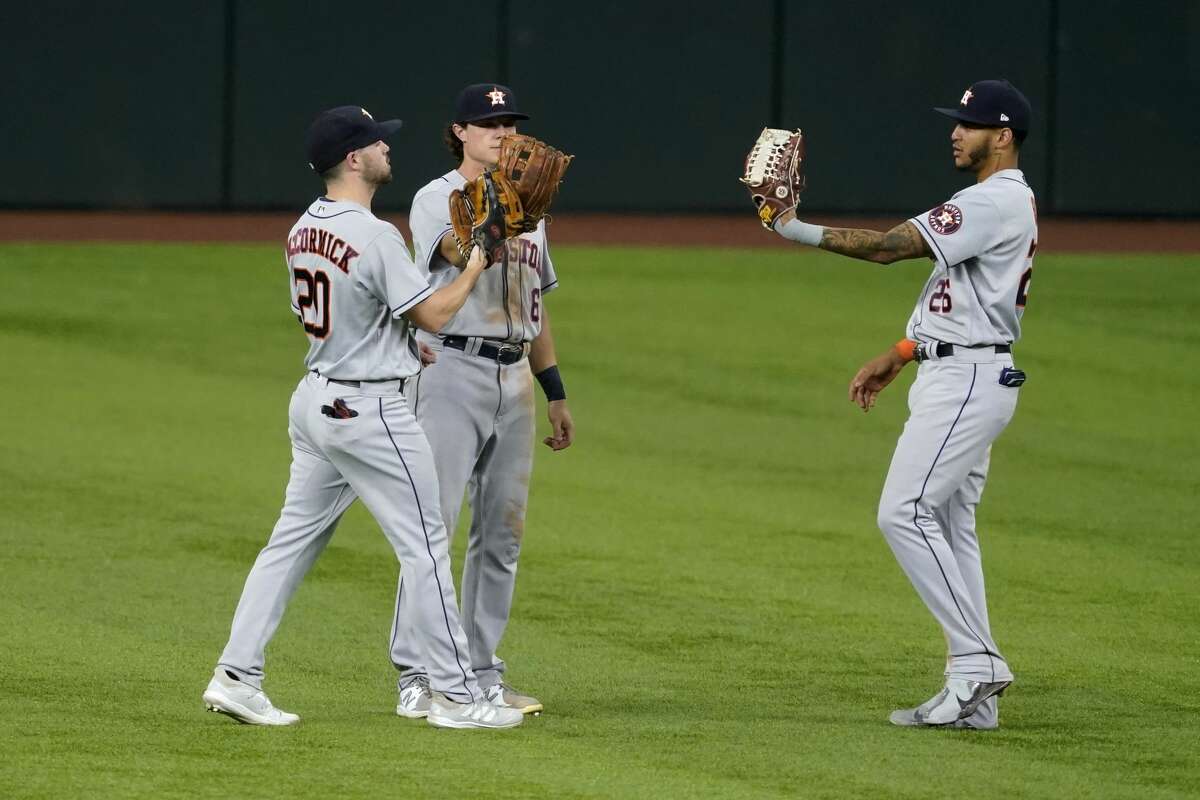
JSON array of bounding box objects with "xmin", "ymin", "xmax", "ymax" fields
[
  {"xmin": 448, "ymin": 170, "xmax": 525, "ymax": 263},
  {"xmin": 496, "ymin": 134, "xmax": 573, "ymax": 232},
  {"xmin": 740, "ymin": 128, "xmax": 806, "ymax": 229}
]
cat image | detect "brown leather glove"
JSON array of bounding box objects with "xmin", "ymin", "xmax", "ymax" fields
[
  {"xmin": 448, "ymin": 170, "xmax": 525, "ymax": 263},
  {"xmin": 740, "ymin": 128, "xmax": 806, "ymax": 230},
  {"xmin": 496, "ymin": 134, "xmax": 573, "ymax": 232}
]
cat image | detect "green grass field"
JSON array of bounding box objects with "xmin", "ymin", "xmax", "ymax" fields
[{"xmin": 1, "ymin": 241, "xmax": 1197, "ymax": 799}]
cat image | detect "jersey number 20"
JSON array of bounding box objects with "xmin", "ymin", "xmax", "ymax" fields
[{"xmin": 294, "ymin": 268, "xmax": 330, "ymax": 338}]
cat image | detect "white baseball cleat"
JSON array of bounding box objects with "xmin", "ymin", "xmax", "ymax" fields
[
  {"xmin": 889, "ymin": 707, "xmax": 1000, "ymax": 730},
  {"xmin": 483, "ymin": 682, "xmax": 544, "ymax": 715},
  {"xmin": 396, "ymin": 677, "xmax": 432, "ymax": 719},
  {"xmin": 426, "ymin": 692, "xmax": 524, "ymax": 729},
  {"xmin": 203, "ymin": 668, "xmax": 299, "ymax": 726},
  {"xmin": 889, "ymin": 677, "xmax": 1011, "ymax": 727}
]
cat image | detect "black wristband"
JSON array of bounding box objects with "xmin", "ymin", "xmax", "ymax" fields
[{"xmin": 535, "ymin": 365, "xmax": 566, "ymax": 402}]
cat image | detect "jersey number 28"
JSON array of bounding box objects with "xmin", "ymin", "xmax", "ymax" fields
[{"xmin": 928, "ymin": 278, "xmax": 952, "ymax": 314}]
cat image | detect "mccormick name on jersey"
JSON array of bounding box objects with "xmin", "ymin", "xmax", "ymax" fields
[{"xmin": 286, "ymin": 227, "xmax": 358, "ymax": 274}]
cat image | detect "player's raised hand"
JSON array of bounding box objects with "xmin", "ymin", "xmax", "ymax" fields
[
  {"xmin": 543, "ymin": 400, "xmax": 574, "ymax": 451},
  {"xmin": 849, "ymin": 349, "xmax": 908, "ymax": 412},
  {"xmin": 466, "ymin": 244, "xmax": 487, "ymax": 271}
]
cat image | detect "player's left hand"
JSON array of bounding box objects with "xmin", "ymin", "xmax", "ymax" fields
[
  {"xmin": 849, "ymin": 349, "xmax": 907, "ymax": 412},
  {"xmin": 543, "ymin": 400, "xmax": 574, "ymax": 450},
  {"xmin": 419, "ymin": 342, "xmax": 438, "ymax": 366}
]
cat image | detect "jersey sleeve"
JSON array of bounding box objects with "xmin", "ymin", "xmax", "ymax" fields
[
  {"xmin": 536, "ymin": 221, "xmax": 559, "ymax": 294},
  {"xmin": 357, "ymin": 228, "xmax": 433, "ymax": 317},
  {"xmin": 909, "ymin": 190, "xmax": 1006, "ymax": 268},
  {"xmin": 285, "ymin": 249, "xmax": 302, "ymax": 317},
  {"xmin": 409, "ymin": 188, "xmax": 454, "ymax": 275}
]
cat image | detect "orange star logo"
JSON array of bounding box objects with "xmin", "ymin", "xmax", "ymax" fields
[{"xmin": 486, "ymin": 88, "xmax": 506, "ymax": 106}]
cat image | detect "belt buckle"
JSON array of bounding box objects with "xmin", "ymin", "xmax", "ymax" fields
[{"xmin": 496, "ymin": 343, "xmax": 523, "ymax": 364}]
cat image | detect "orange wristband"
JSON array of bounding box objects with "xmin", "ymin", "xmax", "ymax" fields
[{"xmin": 893, "ymin": 339, "xmax": 918, "ymax": 363}]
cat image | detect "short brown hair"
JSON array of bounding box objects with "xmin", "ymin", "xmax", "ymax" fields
[
  {"xmin": 443, "ymin": 122, "xmax": 463, "ymax": 162},
  {"xmin": 319, "ymin": 161, "xmax": 345, "ymax": 182}
]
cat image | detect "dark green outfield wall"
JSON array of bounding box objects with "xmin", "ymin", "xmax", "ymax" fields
[{"xmin": 3, "ymin": 1, "xmax": 1197, "ymax": 214}]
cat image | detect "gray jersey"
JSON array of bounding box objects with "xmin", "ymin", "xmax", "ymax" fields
[
  {"xmin": 906, "ymin": 169, "xmax": 1037, "ymax": 346},
  {"xmin": 410, "ymin": 171, "xmax": 558, "ymax": 342},
  {"xmin": 286, "ymin": 197, "xmax": 432, "ymax": 379}
]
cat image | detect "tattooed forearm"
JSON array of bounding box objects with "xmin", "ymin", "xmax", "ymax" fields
[
  {"xmin": 820, "ymin": 228, "xmax": 888, "ymax": 259},
  {"xmin": 819, "ymin": 222, "xmax": 931, "ymax": 264}
]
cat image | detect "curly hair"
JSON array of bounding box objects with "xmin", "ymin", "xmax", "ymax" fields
[{"xmin": 443, "ymin": 122, "xmax": 464, "ymax": 162}]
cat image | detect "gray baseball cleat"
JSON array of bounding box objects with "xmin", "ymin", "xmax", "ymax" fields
[
  {"xmin": 889, "ymin": 708, "xmax": 999, "ymax": 730},
  {"xmin": 427, "ymin": 692, "xmax": 524, "ymax": 729},
  {"xmin": 483, "ymin": 682, "xmax": 544, "ymax": 715},
  {"xmin": 203, "ymin": 668, "xmax": 299, "ymax": 726},
  {"xmin": 396, "ymin": 677, "xmax": 432, "ymax": 719},
  {"xmin": 889, "ymin": 677, "xmax": 1010, "ymax": 727}
]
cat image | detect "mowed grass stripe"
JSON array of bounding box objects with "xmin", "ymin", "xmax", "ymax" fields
[{"xmin": 1, "ymin": 243, "xmax": 1197, "ymax": 799}]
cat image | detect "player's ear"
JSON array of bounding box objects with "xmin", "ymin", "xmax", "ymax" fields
[{"xmin": 453, "ymin": 123, "xmax": 467, "ymax": 143}]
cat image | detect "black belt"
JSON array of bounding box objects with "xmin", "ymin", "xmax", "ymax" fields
[
  {"xmin": 442, "ymin": 336, "xmax": 527, "ymax": 365},
  {"xmin": 937, "ymin": 343, "xmax": 1010, "ymax": 356},
  {"xmin": 920, "ymin": 342, "xmax": 1011, "ymax": 361},
  {"xmin": 312, "ymin": 371, "xmax": 406, "ymax": 391}
]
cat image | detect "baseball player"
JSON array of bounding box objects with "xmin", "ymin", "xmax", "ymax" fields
[
  {"xmin": 202, "ymin": 105, "xmax": 524, "ymax": 730},
  {"xmin": 388, "ymin": 83, "xmax": 574, "ymax": 718},
  {"xmin": 770, "ymin": 80, "xmax": 1036, "ymax": 729}
]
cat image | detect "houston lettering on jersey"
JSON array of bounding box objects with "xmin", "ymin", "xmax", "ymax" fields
[
  {"xmin": 501, "ymin": 237, "xmax": 541, "ymax": 271},
  {"xmin": 286, "ymin": 227, "xmax": 359, "ymax": 274}
]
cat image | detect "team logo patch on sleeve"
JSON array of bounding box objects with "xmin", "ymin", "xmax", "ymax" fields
[{"xmin": 928, "ymin": 203, "xmax": 963, "ymax": 235}]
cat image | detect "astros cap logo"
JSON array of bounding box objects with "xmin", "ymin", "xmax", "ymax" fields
[
  {"xmin": 486, "ymin": 88, "xmax": 507, "ymax": 106},
  {"xmin": 361, "ymin": 108, "xmax": 374, "ymax": 119}
]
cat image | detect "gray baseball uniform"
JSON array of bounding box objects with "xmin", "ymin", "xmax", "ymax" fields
[
  {"xmin": 389, "ymin": 171, "xmax": 557, "ymax": 690},
  {"xmin": 215, "ymin": 196, "xmax": 482, "ymax": 703},
  {"xmin": 878, "ymin": 168, "xmax": 1036, "ymax": 727}
]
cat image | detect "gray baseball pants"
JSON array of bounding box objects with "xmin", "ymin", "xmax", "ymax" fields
[
  {"xmin": 390, "ymin": 335, "xmax": 535, "ymax": 690},
  {"xmin": 216, "ymin": 372, "xmax": 478, "ymax": 702},
  {"xmin": 877, "ymin": 351, "xmax": 1020, "ymax": 725}
]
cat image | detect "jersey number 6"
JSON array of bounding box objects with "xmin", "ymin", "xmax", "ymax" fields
[
  {"xmin": 1016, "ymin": 267, "xmax": 1033, "ymax": 309},
  {"xmin": 294, "ymin": 268, "xmax": 331, "ymax": 338},
  {"xmin": 1017, "ymin": 198, "xmax": 1038, "ymax": 310}
]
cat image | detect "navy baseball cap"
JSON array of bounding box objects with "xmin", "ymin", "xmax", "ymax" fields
[
  {"xmin": 454, "ymin": 83, "xmax": 530, "ymax": 124},
  {"xmin": 306, "ymin": 105, "xmax": 403, "ymax": 173},
  {"xmin": 934, "ymin": 80, "xmax": 1031, "ymax": 134}
]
